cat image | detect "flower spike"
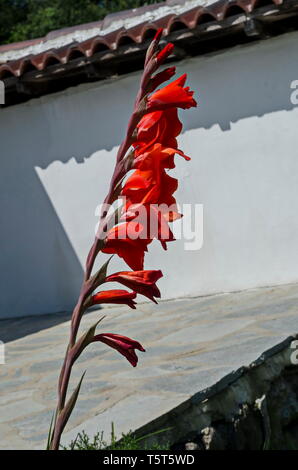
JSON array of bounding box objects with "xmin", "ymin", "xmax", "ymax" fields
[{"xmin": 50, "ymin": 30, "xmax": 196, "ymax": 450}]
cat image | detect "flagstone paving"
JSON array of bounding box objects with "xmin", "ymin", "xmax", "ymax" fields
[{"xmin": 0, "ymin": 283, "xmax": 297, "ymax": 449}]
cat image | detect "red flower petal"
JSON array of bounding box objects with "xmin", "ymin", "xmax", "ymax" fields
[
  {"xmin": 93, "ymin": 333, "xmax": 145, "ymax": 367},
  {"xmin": 91, "ymin": 289, "xmax": 137, "ymax": 309},
  {"xmin": 105, "ymin": 270, "xmax": 163, "ymax": 303},
  {"xmin": 147, "ymin": 74, "xmax": 197, "ymax": 111}
]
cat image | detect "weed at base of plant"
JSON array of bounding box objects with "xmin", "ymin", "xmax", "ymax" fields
[{"xmin": 62, "ymin": 423, "xmax": 170, "ymax": 450}]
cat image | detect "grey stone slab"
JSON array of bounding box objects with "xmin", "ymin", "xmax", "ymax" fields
[
  {"xmin": 30, "ymin": 359, "xmax": 63, "ymax": 374},
  {"xmin": 173, "ymin": 335, "xmax": 285, "ymax": 370},
  {"xmin": 12, "ymin": 410, "xmax": 54, "ymax": 439},
  {"xmin": 0, "ymin": 283, "xmax": 298, "ymax": 449},
  {"xmin": 257, "ymin": 314, "xmax": 298, "ymax": 335},
  {"xmin": 143, "ymin": 367, "xmax": 234, "ymax": 395},
  {"xmin": 0, "ymin": 399, "xmax": 45, "ymax": 424}
]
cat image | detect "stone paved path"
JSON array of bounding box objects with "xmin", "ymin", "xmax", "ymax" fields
[{"xmin": 0, "ymin": 283, "xmax": 297, "ymax": 449}]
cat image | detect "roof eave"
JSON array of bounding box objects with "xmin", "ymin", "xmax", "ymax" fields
[{"xmin": 1, "ymin": 1, "xmax": 298, "ymax": 108}]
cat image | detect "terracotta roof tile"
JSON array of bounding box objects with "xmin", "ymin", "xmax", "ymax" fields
[
  {"xmin": 1, "ymin": 0, "xmax": 297, "ymax": 106},
  {"xmin": 0, "ymin": 0, "xmax": 290, "ymax": 80}
]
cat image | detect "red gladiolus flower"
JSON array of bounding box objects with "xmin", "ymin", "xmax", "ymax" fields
[
  {"xmin": 156, "ymin": 43, "xmax": 174, "ymax": 66},
  {"xmin": 121, "ymin": 150, "xmax": 182, "ymax": 223},
  {"xmin": 150, "ymin": 67, "xmax": 176, "ymax": 92},
  {"xmin": 92, "ymin": 333, "xmax": 145, "ymax": 367},
  {"xmin": 122, "ymin": 166, "xmax": 178, "ymax": 206},
  {"xmin": 135, "ymin": 108, "xmax": 183, "ymax": 155},
  {"xmin": 121, "ymin": 169, "xmax": 159, "ymax": 204},
  {"xmin": 105, "ymin": 270, "xmax": 163, "ymax": 303},
  {"xmin": 90, "ymin": 289, "xmax": 137, "ymax": 309},
  {"xmin": 120, "ymin": 203, "xmax": 176, "ymax": 249},
  {"xmin": 134, "ymin": 143, "xmax": 190, "ymax": 172},
  {"xmin": 147, "ymin": 74, "xmax": 197, "ymax": 111},
  {"xmin": 154, "ymin": 28, "xmax": 163, "ymax": 42},
  {"xmin": 102, "ymin": 222, "xmax": 152, "ymax": 270}
]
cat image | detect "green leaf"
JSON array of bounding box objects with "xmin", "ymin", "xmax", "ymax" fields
[
  {"xmin": 69, "ymin": 433, "xmax": 80, "ymax": 450},
  {"xmin": 93, "ymin": 256, "xmax": 114, "ymax": 286},
  {"xmin": 111, "ymin": 421, "xmax": 116, "ymax": 446},
  {"xmin": 58, "ymin": 371, "xmax": 86, "ymax": 436},
  {"xmin": 46, "ymin": 409, "xmax": 56, "ymax": 450},
  {"xmin": 70, "ymin": 316, "xmax": 105, "ymax": 362}
]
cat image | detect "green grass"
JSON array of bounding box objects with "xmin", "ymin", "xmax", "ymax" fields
[{"xmin": 63, "ymin": 423, "xmax": 170, "ymax": 450}]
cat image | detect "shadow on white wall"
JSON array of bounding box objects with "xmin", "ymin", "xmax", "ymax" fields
[{"xmin": 1, "ymin": 32, "xmax": 298, "ymax": 320}]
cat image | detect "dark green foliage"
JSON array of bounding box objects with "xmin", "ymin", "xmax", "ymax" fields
[{"xmin": 0, "ymin": 1, "xmax": 163, "ymax": 45}]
